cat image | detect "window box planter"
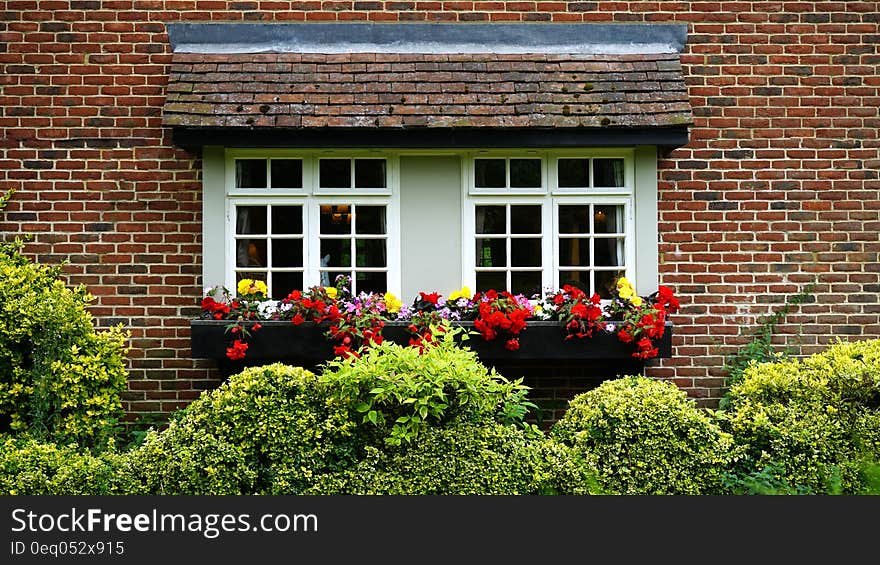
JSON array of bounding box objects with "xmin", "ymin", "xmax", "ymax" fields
[{"xmin": 190, "ymin": 319, "xmax": 672, "ymax": 373}]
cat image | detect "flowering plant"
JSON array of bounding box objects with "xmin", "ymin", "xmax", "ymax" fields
[{"xmin": 200, "ymin": 276, "xmax": 679, "ymax": 362}]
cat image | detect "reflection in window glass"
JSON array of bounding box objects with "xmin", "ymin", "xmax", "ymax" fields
[
  {"xmin": 593, "ymin": 205, "xmax": 622, "ymax": 234},
  {"xmin": 236, "ymin": 206, "xmax": 267, "ymax": 235},
  {"xmin": 475, "ymin": 206, "xmax": 506, "ymax": 234},
  {"xmin": 355, "ymin": 206, "xmax": 386, "ymax": 235},
  {"xmin": 594, "ymin": 238, "xmax": 624, "ymax": 267},
  {"xmin": 511, "ymin": 271, "xmax": 541, "ymax": 297},
  {"xmin": 593, "ymin": 158, "xmax": 625, "ymax": 187},
  {"xmin": 319, "ymin": 159, "xmax": 351, "ymax": 188},
  {"xmin": 510, "ymin": 205, "xmax": 541, "ymax": 234},
  {"xmin": 354, "ymin": 159, "xmax": 386, "ymax": 189},
  {"xmin": 271, "ymin": 205, "xmax": 302, "ymax": 235},
  {"xmin": 236, "ymin": 159, "xmax": 267, "ymax": 189},
  {"xmin": 595, "ymin": 270, "xmax": 625, "ymax": 299},
  {"xmin": 476, "ymin": 239, "xmax": 506, "ymax": 268},
  {"xmin": 557, "ymin": 158, "xmax": 590, "ymax": 188},
  {"xmin": 558, "ymin": 205, "xmax": 588, "ymax": 234},
  {"xmin": 236, "ymin": 239, "xmax": 266, "ymax": 268},
  {"xmin": 511, "ymin": 238, "xmax": 541, "ymax": 267},
  {"xmin": 272, "ymin": 239, "xmax": 303, "ymax": 268},
  {"xmin": 320, "ymin": 239, "xmax": 350, "ymax": 268},
  {"xmin": 319, "ymin": 205, "xmax": 351, "ymax": 235},
  {"xmin": 270, "ymin": 159, "xmax": 302, "ymax": 188},
  {"xmin": 558, "ymin": 238, "xmax": 589, "ymax": 267},
  {"xmin": 509, "ymin": 159, "xmax": 541, "ymax": 188},
  {"xmin": 474, "ymin": 159, "xmax": 506, "ymax": 188},
  {"xmin": 476, "ymin": 272, "xmax": 506, "ymax": 293},
  {"xmin": 318, "ymin": 204, "xmax": 388, "ymax": 294}
]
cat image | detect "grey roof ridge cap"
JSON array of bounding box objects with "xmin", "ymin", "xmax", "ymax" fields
[{"xmin": 167, "ymin": 22, "xmax": 689, "ymax": 54}]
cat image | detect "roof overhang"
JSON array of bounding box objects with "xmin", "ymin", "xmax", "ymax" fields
[{"xmin": 162, "ymin": 23, "xmax": 693, "ymax": 149}]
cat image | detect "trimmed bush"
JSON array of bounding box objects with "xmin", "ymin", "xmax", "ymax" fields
[
  {"xmin": 127, "ymin": 364, "xmax": 358, "ymax": 494},
  {"xmin": 320, "ymin": 328, "xmax": 535, "ymax": 446},
  {"xmin": 721, "ymin": 339, "xmax": 880, "ymax": 494},
  {"xmin": 551, "ymin": 376, "xmax": 735, "ymax": 495},
  {"xmin": 305, "ymin": 423, "xmax": 600, "ymax": 495},
  {"xmin": 0, "ymin": 436, "xmax": 133, "ymax": 495},
  {"xmin": 0, "ymin": 240, "xmax": 128, "ymax": 447}
]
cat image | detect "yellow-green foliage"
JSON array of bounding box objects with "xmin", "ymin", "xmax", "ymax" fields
[
  {"xmin": 552, "ymin": 376, "xmax": 735, "ymax": 495},
  {"xmin": 721, "ymin": 339, "xmax": 880, "ymax": 493},
  {"xmin": 0, "ymin": 241, "xmax": 129, "ymax": 447},
  {"xmin": 127, "ymin": 364, "xmax": 359, "ymax": 494},
  {"xmin": 0, "ymin": 436, "xmax": 133, "ymax": 495},
  {"xmin": 304, "ymin": 423, "xmax": 600, "ymax": 495}
]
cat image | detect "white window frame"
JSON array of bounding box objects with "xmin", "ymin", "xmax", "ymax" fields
[
  {"xmin": 462, "ymin": 149, "xmax": 636, "ymax": 299},
  {"xmin": 222, "ymin": 149, "xmax": 401, "ymax": 298}
]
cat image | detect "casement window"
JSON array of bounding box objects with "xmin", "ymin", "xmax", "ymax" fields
[
  {"xmin": 204, "ymin": 147, "xmax": 655, "ymax": 302},
  {"xmin": 224, "ymin": 152, "xmax": 399, "ymax": 299},
  {"xmin": 463, "ymin": 152, "xmax": 635, "ymax": 299}
]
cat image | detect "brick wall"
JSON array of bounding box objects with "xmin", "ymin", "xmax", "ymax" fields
[{"xmin": 2, "ymin": 2, "xmax": 878, "ymax": 424}]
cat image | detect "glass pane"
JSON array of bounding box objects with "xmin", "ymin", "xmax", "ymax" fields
[
  {"xmin": 356, "ymin": 271, "xmax": 386, "ymax": 294},
  {"xmin": 476, "ymin": 238, "xmax": 506, "ymax": 268},
  {"xmin": 355, "ymin": 239, "xmax": 386, "ymax": 268},
  {"xmin": 474, "ymin": 159, "xmax": 506, "ymax": 188},
  {"xmin": 593, "ymin": 158, "xmax": 625, "ymax": 188},
  {"xmin": 319, "ymin": 204, "xmax": 351, "ymax": 235},
  {"xmin": 355, "ymin": 206, "xmax": 386, "ymax": 235},
  {"xmin": 354, "ymin": 159, "xmax": 386, "ymax": 189},
  {"xmin": 558, "ymin": 270, "xmax": 589, "ymax": 293},
  {"xmin": 236, "ymin": 206, "xmax": 266, "ymax": 235},
  {"xmin": 595, "ymin": 270, "xmax": 625, "ymax": 299},
  {"xmin": 509, "ymin": 158, "xmax": 542, "ymax": 188},
  {"xmin": 321, "ymin": 270, "xmax": 351, "ymax": 290},
  {"xmin": 320, "ymin": 239, "xmax": 351, "ymax": 268},
  {"xmin": 319, "ymin": 159, "xmax": 351, "ymax": 188},
  {"xmin": 236, "ymin": 239, "xmax": 266, "ymax": 268},
  {"xmin": 271, "ymin": 272, "xmax": 303, "ymax": 300},
  {"xmin": 272, "ymin": 238, "xmax": 303, "ymax": 268},
  {"xmin": 475, "ymin": 206, "xmax": 506, "ymax": 234},
  {"xmin": 271, "ymin": 205, "xmax": 302, "ymax": 235},
  {"xmin": 558, "ymin": 238, "xmax": 590, "ymax": 267},
  {"xmin": 236, "ymin": 271, "xmax": 267, "ymax": 286},
  {"xmin": 511, "ymin": 271, "xmax": 542, "ymax": 298},
  {"xmin": 235, "ymin": 159, "xmax": 267, "ymax": 189},
  {"xmin": 270, "ymin": 159, "xmax": 302, "ymax": 188},
  {"xmin": 558, "ymin": 205, "xmax": 589, "ymax": 234},
  {"xmin": 476, "ymin": 272, "xmax": 506, "ymax": 293},
  {"xmin": 510, "ymin": 205, "xmax": 541, "ymax": 234},
  {"xmin": 594, "ymin": 238, "xmax": 624, "ymax": 267},
  {"xmin": 558, "ymin": 158, "xmax": 590, "ymax": 188},
  {"xmin": 593, "ymin": 204, "xmax": 623, "ymax": 234},
  {"xmin": 511, "ymin": 238, "xmax": 541, "ymax": 267}
]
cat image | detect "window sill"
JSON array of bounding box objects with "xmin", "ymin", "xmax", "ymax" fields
[{"xmin": 190, "ymin": 319, "xmax": 672, "ymax": 368}]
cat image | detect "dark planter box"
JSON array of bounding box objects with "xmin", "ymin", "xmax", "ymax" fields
[{"xmin": 190, "ymin": 319, "xmax": 672, "ymax": 373}]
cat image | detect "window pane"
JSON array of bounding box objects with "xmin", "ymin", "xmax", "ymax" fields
[
  {"xmin": 355, "ymin": 206, "xmax": 386, "ymax": 235},
  {"xmin": 511, "ymin": 238, "xmax": 541, "ymax": 267},
  {"xmin": 354, "ymin": 159, "xmax": 386, "ymax": 189},
  {"xmin": 511, "ymin": 271, "xmax": 542, "ymax": 298},
  {"xmin": 235, "ymin": 159, "xmax": 267, "ymax": 189},
  {"xmin": 319, "ymin": 205, "xmax": 351, "ymax": 235},
  {"xmin": 321, "ymin": 270, "xmax": 351, "ymax": 290},
  {"xmin": 320, "ymin": 239, "xmax": 351, "ymax": 268},
  {"xmin": 474, "ymin": 159, "xmax": 506, "ymax": 188},
  {"xmin": 594, "ymin": 238, "xmax": 624, "ymax": 267},
  {"xmin": 593, "ymin": 158, "xmax": 625, "ymax": 188},
  {"xmin": 558, "ymin": 238, "xmax": 590, "ymax": 267},
  {"xmin": 355, "ymin": 239, "xmax": 386, "ymax": 268},
  {"xmin": 558, "ymin": 205, "xmax": 589, "ymax": 234},
  {"xmin": 272, "ymin": 239, "xmax": 303, "ymax": 268},
  {"xmin": 593, "ymin": 205, "xmax": 623, "ymax": 234},
  {"xmin": 595, "ymin": 270, "xmax": 625, "ymax": 299},
  {"xmin": 236, "ymin": 271, "xmax": 266, "ymax": 286},
  {"xmin": 236, "ymin": 206, "xmax": 266, "ymax": 235},
  {"xmin": 558, "ymin": 270, "xmax": 589, "ymax": 292},
  {"xmin": 271, "ymin": 205, "xmax": 302, "ymax": 235},
  {"xmin": 236, "ymin": 239, "xmax": 266, "ymax": 268},
  {"xmin": 270, "ymin": 159, "xmax": 303, "ymax": 188},
  {"xmin": 320, "ymin": 159, "xmax": 351, "ymax": 188},
  {"xmin": 476, "ymin": 272, "xmax": 506, "ymax": 292},
  {"xmin": 558, "ymin": 158, "xmax": 590, "ymax": 188},
  {"xmin": 509, "ymin": 159, "xmax": 541, "ymax": 188},
  {"xmin": 510, "ymin": 205, "xmax": 541, "ymax": 234},
  {"xmin": 272, "ymin": 272, "xmax": 303, "ymax": 300},
  {"xmin": 356, "ymin": 271, "xmax": 387, "ymax": 294},
  {"xmin": 476, "ymin": 239, "xmax": 506, "ymax": 268},
  {"xmin": 475, "ymin": 206, "xmax": 506, "ymax": 234}
]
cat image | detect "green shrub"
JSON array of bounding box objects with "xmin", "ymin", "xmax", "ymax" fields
[
  {"xmin": 720, "ymin": 338, "xmax": 880, "ymax": 494},
  {"xmin": 0, "ymin": 240, "xmax": 128, "ymax": 447},
  {"xmin": 551, "ymin": 376, "xmax": 735, "ymax": 495},
  {"xmin": 320, "ymin": 327, "xmax": 536, "ymax": 446},
  {"xmin": 305, "ymin": 422, "xmax": 599, "ymax": 495},
  {"xmin": 127, "ymin": 364, "xmax": 358, "ymax": 494},
  {"xmin": 0, "ymin": 436, "xmax": 133, "ymax": 495}
]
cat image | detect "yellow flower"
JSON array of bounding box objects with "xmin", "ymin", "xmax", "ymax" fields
[
  {"xmin": 237, "ymin": 279, "xmax": 268, "ymax": 297},
  {"xmin": 631, "ymin": 296, "xmax": 643, "ymax": 308},
  {"xmin": 384, "ymin": 292, "xmax": 402, "ymax": 313},
  {"xmin": 324, "ymin": 287, "xmax": 338, "ymax": 300},
  {"xmin": 449, "ymin": 286, "xmax": 472, "ymax": 301},
  {"xmin": 616, "ymin": 277, "xmax": 635, "ymax": 300}
]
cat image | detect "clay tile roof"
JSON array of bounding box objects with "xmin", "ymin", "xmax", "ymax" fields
[{"xmin": 162, "ymin": 52, "xmax": 692, "ymax": 131}]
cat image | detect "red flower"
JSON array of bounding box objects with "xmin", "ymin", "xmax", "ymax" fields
[
  {"xmin": 419, "ymin": 291, "xmax": 441, "ymax": 305},
  {"xmin": 252, "ymin": 323, "xmax": 262, "ymax": 331},
  {"xmin": 225, "ymin": 339, "xmax": 248, "ymax": 361},
  {"xmin": 288, "ymin": 290, "xmax": 302, "ymax": 301},
  {"xmin": 505, "ymin": 338, "xmax": 520, "ymax": 351},
  {"xmin": 292, "ymin": 314, "xmax": 305, "ymax": 325}
]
